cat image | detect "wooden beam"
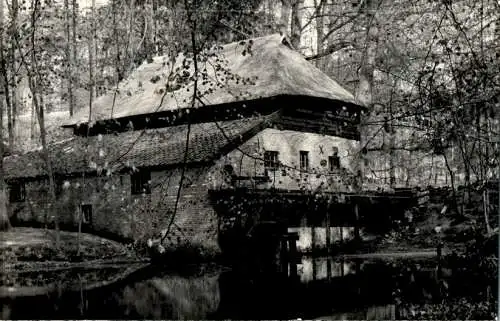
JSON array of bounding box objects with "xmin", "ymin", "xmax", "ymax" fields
[
  {"xmin": 354, "ymin": 203, "xmax": 360, "ymax": 242},
  {"xmin": 326, "ymin": 199, "xmax": 332, "ymax": 254}
]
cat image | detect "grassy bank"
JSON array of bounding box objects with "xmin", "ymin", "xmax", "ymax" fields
[{"xmin": 0, "ymin": 227, "xmax": 144, "ymax": 269}]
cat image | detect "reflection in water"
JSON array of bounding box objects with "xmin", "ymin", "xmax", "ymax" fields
[
  {"xmin": 317, "ymin": 304, "xmax": 396, "ymax": 320},
  {"xmin": 0, "ymin": 257, "xmax": 494, "ymax": 320},
  {"xmin": 288, "ymin": 227, "xmax": 355, "ymax": 252},
  {"xmin": 117, "ymin": 273, "xmax": 220, "ymax": 319},
  {"xmin": 0, "ymin": 266, "xmax": 222, "ymax": 320},
  {"xmin": 298, "ymin": 257, "xmax": 356, "ymax": 283}
]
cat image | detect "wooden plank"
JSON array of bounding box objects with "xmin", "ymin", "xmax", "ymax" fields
[{"xmin": 276, "ymin": 117, "xmax": 359, "ymax": 140}]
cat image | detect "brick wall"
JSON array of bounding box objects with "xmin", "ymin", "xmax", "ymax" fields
[{"xmin": 8, "ymin": 165, "xmax": 221, "ymax": 253}]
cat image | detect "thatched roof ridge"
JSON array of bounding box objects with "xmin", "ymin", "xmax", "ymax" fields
[{"xmin": 64, "ymin": 34, "xmax": 358, "ymax": 126}]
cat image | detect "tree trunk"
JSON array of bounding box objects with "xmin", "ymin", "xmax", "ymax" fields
[
  {"xmin": 33, "ymin": 84, "xmax": 60, "ymax": 247},
  {"xmin": 30, "ymin": 97, "xmax": 36, "ymax": 140},
  {"xmin": 355, "ymin": 0, "xmax": 378, "ymax": 108},
  {"xmin": 64, "ymin": 0, "xmax": 75, "ymax": 116},
  {"xmin": 112, "ymin": 1, "xmax": 120, "ymax": 80},
  {"xmin": 24, "ymin": 0, "xmax": 60, "ymax": 247},
  {"xmin": 0, "ymin": 98, "xmax": 11, "ymax": 231},
  {"xmin": 0, "ymin": 0, "xmax": 11, "ymax": 231},
  {"xmin": 314, "ymin": 0, "xmax": 324, "ymax": 69},
  {"xmin": 93, "ymin": 0, "xmax": 99, "ymax": 99},
  {"xmin": 152, "ymin": 0, "xmax": 158, "ymax": 55},
  {"xmin": 289, "ymin": 0, "xmax": 302, "ymax": 49},
  {"xmin": 10, "ymin": 0, "xmax": 18, "ymax": 139},
  {"xmin": 88, "ymin": 0, "xmax": 95, "ymax": 128},
  {"xmin": 8, "ymin": 71, "xmax": 17, "ymax": 152},
  {"xmin": 443, "ymin": 150, "xmax": 460, "ymax": 215},
  {"xmin": 355, "ymin": 0, "xmax": 379, "ymax": 190},
  {"xmin": 6, "ymin": 84, "xmax": 13, "ymax": 150},
  {"xmin": 126, "ymin": 0, "xmax": 136, "ymax": 74},
  {"xmin": 280, "ymin": 0, "xmax": 291, "ymax": 36},
  {"xmin": 388, "ymin": 87, "xmax": 396, "ymax": 188},
  {"xmin": 0, "ymin": 190, "xmax": 9, "ymax": 231},
  {"xmin": 71, "ymin": 0, "xmax": 78, "ymax": 104},
  {"xmin": 111, "ymin": 0, "xmax": 120, "ymax": 118},
  {"xmin": 483, "ymin": 189, "xmax": 491, "ymax": 234},
  {"xmin": 0, "ymin": 13, "xmax": 13, "ymax": 151},
  {"xmin": 144, "ymin": 0, "xmax": 154, "ymax": 62},
  {"xmin": 406, "ymin": 151, "xmax": 412, "ymax": 187},
  {"xmin": 458, "ymin": 139, "xmax": 471, "ymax": 206}
]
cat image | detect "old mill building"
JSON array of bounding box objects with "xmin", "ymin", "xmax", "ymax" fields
[{"xmin": 4, "ymin": 34, "xmax": 400, "ymax": 254}]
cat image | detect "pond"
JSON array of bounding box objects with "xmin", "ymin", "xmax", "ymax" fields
[{"xmin": 0, "ymin": 255, "xmax": 497, "ymax": 320}]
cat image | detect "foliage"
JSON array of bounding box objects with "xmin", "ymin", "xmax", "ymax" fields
[
  {"xmin": 401, "ymin": 298, "xmax": 497, "ymax": 320},
  {"xmin": 459, "ymin": 229, "xmax": 498, "ymax": 283},
  {"xmin": 400, "ymin": 232, "xmax": 498, "ymax": 320},
  {"xmin": 146, "ymin": 240, "xmax": 221, "ymax": 265}
]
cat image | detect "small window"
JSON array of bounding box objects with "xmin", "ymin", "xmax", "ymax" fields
[
  {"xmin": 264, "ymin": 151, "xmax": 279, "ymax": 170},
  {"xmin": 329, "ymin": 152, "xmax": 340, "ymax": 171},
  {"xmin": 299, "ymin": 151, "xmax": 309, "ymax": 171},
  {"xmin": 9, "ymin": 181, "xmax": 26, "ymax": 202},
  {"xmin": 131, "ymin": 169, "xmax": 151, "ymax": 195},
  {"xmin": 80, "ymin": 204, "xmax": 92, "ymax": 225}
]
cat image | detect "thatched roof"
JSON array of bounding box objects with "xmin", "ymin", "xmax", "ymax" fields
[
  {"xmin": 64, "ymin": 34, "xmax": 358, "ymax": 127},
  {"xmin": 4, "ymin": 116, "xmax": 270, "ymax": 179}
]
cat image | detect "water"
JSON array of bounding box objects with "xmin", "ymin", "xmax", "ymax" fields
[{"xmin": 0, "ymin": 256, "xmax": 496, "ymax": 320}]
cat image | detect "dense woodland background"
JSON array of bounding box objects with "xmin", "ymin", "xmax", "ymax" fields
[{"xmin": 0, "ymin": 0, "xmax": 499, "ymax": 230}]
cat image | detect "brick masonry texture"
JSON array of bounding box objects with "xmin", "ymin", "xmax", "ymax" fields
[{"xmin": 9, "ymin": 166, "xmax": 221, "ymax": 252}]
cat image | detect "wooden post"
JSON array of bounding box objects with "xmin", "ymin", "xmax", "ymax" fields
[
  {"xmin": 436, "ymin": 242, "xmax": 443, "ymax": 280},
  {"xmin": 288, "ymin": 232, "xmax": 299, "ymax": 279},
  {"xmin": 288, "ymin": 232, "xmax": 298, "ymax": 261},
  {"xmin": 483, "ymin": 189, "xmax": 491, "ymax": 234},
  {"xmin": 326, "ymin": 199, "xmax": 331, "ymax": 254},
  {"xmin": 280, "ymin": 236, "xmax": 288, "ymax": 274},
  {"xmin": 327, "ymin": 257, "xmax": 332, "ymax": 281},
  {"xmin": 354, "ymin": 202, "xmax": 361, "ymax": 242},
  {"xmin": 355, "ymin": 260, "xmax": 361, "ymax": 295},
  {"xmin": 311, "ymin": 225, "xmax": 316, "ymax": 254},
  {"xmin": 289, "ymin": 259, "xmax": 298, "ymax": 279},
  {"xmin": 312, "ymin": 256, "xmax": 317, "ymax": 281}
]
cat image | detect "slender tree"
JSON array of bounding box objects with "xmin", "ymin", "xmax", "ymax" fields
[
  {"xmin": 0, "ymin": 0, "xmax": 14, "ymax": 151},
  {"xmin": 15, "ymin": 0, "xmax": 61, "ymax": 246},
  {"xmin": 0, "ymin": 0, "xmax": 11, "ymax": 230},
  {"xmin": 64, "ymin": 0, "xmax": 75, "ymax": 116},
  {"xmin": 87, "ymin": 0, "xmax": 95, "ymax": 129},
  {"xmin": 72, "ymin": 0, "xmax": 78, "ymax": 109},
  {"xmin": 9, "ymin": 0, "xmax": 19, "ymax": 149}
]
